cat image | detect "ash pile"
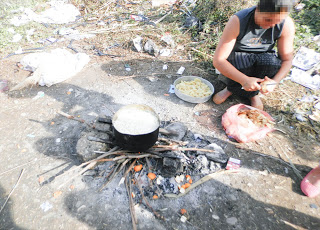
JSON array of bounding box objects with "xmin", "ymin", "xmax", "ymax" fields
[{"xmin": 75, "ymin": 117, "xmax": 229, "ymax": 198}]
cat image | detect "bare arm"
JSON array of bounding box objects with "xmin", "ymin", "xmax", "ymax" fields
[
  {"xmin": 213, "ymin": 15, "xmax": 264, "ymax": 91},
  {"xmin": 262, "ymin": 16, "xmax": 295, "ymax": 94}
]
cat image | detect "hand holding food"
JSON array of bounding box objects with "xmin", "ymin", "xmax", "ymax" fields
[{"xmin": 260, "ymin": 76, "xmax": 277, "ymax": 94}]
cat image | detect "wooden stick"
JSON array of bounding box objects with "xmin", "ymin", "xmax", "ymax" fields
[
  {"xmin": 119, "ymin": 159, "xmax": 137, "ymax": 186},
  {"xmin": 0, "ymin": 160, "xmax": 35, "ymax": 176},
  {"xmin": 99, "ymin": 163, "xmax": 121, "ymax": 192},
  {"xmin": 58, "ymin": 161, "xmax": 96, "ymax": 189},
  {"xmin": 125, "ymin": 174, "xmax": 137, "ymax": 230},
  {"xmin": 157, "ymin": 137, "xmax": 188, "ymax": 146},
  {"xmin": 165, "ymin": 170, "xmax": 240, "ymax": 198},
  {"xmin": 152, "ymin": 145, "xmax": 216, "ymax": 153},
  {"xmin": 0, "ymin": 169, "xmax": 25, "ymax": 214}
]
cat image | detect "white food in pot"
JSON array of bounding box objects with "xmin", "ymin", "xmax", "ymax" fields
[{"xmin": 113, "ymin": 107, "xmax": 159, "ymax": 135}]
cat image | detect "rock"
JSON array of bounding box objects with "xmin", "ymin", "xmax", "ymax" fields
[
  {"xmin": 162, "ymin": 157, "xmax": 184, "ymax": 177},
  {"xmin": 163, "ymin": 122, "xmax": 187, "ymax": 141},
  {"xmin": 226, "ymin": 217, "xmax": 238, "ymax": 225}
]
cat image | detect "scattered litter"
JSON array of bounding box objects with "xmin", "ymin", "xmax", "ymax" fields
[
  {"xmin": 11, "ymin": 48, "xmax": 90, "ymax": 90},
  {"xmin": 130, "ymin": 15, "xmax": 146, "ymax": 22},
  {"xmin": 163, "ymin": 64, "xmax": 168, "ymax": 70},
  {"xmin": 124, "ymin": 64, "xmax": 131, "ymax": 72},
  {"xmin": 295, "ymin": 3, "xmax": 305, "ymax": 11},
  {"xmin": 147, "ymin": 76, "xmax": 158, "ymax": 82},
  {"xmin": 152, "ymin": 0, "xmax": 176, "ymax": 7},
  {"xmin": 159, "ymin": 49, "xmax": 171, "ymax": 56},
  {"xmin": 309, "ymin": 110, "xmax": 320, "ymax": 122},
  {"xmin": 164, "ymin": 93, "xmax": 170, "ymax": 96},
  {"xmin": 27, "ymin": 134, "xmax": 35, "ymax": 138},
  {"xmin": 226, "ymin": 157, "xmax": 241, "ymax": 170},
  {"xmin": 314, "ymin": 35, "xmax": 320, "ymax": 47},
  {"xmin": 32, "ymin": 91, "xmax": 45, "ymax": 100},
  {"xmin": 194, "ymin": 111, "xmax": 200, "ymax": 116},
  {"xmin": 294, "ymin": 113, "xmax": 306, "ymax": 122},
  {"xmin": 12, "ymin": 34, "xmax": 22, "ymax": 42},
  {"xmin": 40, "ymin": 201, "xmax": 53, "ymax": 212},
  {"xmin": 10, "ymin": 3, "xmax": 80, "ymax": 26},
  {"xmin": 184, "ymin": 16, "xmax": 199, "ymax": 28},
  {"xmin": 168, "ymin": 84, "xmax": 175, "ymax": 93},
  {"xmin": 299, "ymin": 95, "xmax": 315, "ymax": 103},
  {"xmin": 177, "ymin": 66, "xmax": 185, "ymax": 75},
  {"xmin": 7, "ymin": 28, "xmax": 15, "ymax": 33},
  {"xmin": 161, "ymin": 34, "xmax": 175, "ymax": 47},
  {"xmin": 133, "ymin": 36, "xmax": 143, "ymax": 52},
  {"xmin": 144, "ymin": 39, "xmax": 159, "ymax": 56},
  {"xmin": 194, "ymin": 133, "xmax": 203, "ymax": 142},
  {"xmin": 180, "ymin": 215, "xmax": 187, "ymax": 222},
  {"xmin": 0, "ymin": 80, "xmax": 9, "ymax": 92},
  {"xmin": 314, "ymin": 102, "xmax": 320, "ymax": 110},
  {"xmin": 292, "ymin": 47, "xmax": 320, "ymax": 71},
  {"xmin": 310, "ymin": 203, "xmax": 318, "ymax": 209},
  {"xmin": 290, "ymin": 68, "xmax": 320, "ymax": 90},
  {"xmin": 56, "ymin": 138, "xmax": 61, "ymax": 143}
]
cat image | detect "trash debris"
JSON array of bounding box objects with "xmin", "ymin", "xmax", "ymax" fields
[
  {"xmin": 295, "ymin": 3, "xmax": 305, "ymax": 11},
  {"xmin": 176, "ymin": 66, "xmax": 185, "ymax": 75},
  {"xmin": 314, "ymin": 35, "xmax": 320, "ymax": 47},
  {"xmin": 27, "ymin": 134, "xmax": 35, "ymax": 138},
  {"xmin": 32, "ymin": 91, "xmax": 45, "ymax": 100},
  {"xmin": 159, "ymin": 49, "xmax": 171, "ymax": 57},
  {"xmin": 11, "ymin": 48, "xmax": 90, "ymax": 90},
  {"xmin": 168, "ymin": 84, "xmax": 175, "ymax": 93},
  {"xmin": 161, "ymin": 34, "xmax": 175, "ymax": 47},
  {"xmin": 144, "ymin": 39, "xmax": 159, "ymax": 56},
  {"xmin": 194, "ymin": 133, "xmax": 203, "ymax": 142},
  {"xmin": 163, "ymin": 64, "xmax": 168, "ymax": 70},
  {"xmin": 184, "ymin": 16, "xmax": 199, "ymax": 28},
  {"xmin": 40, "ymin": 201, "xmax": 53, "ymax": 212},
  {"xmin": 292, "ymin": 47, "xmax": 320, "ymax": 71},
  {"xmin": 290, "ymin": 68, "xmax": 320, "ymax": 90},
  {"xmin": 0, "ymin": 80, "xmax": 9, "ymax": 92},
  {"xmin": 147, "ymin": 76, "xmax": 158, "ymax": 82},
  {"xmin": 310, "ymin": 204, "xmax": 318, "ymax": 209},
  {"xmin": 125, "ymin": 64, "xmax": 131, "ymax": 72},
  {"xmin": 226, "ymin": 157, "xmax": 241, "ymax": 170},
  {"xmin": 12, "ymin": 34, "xmax": 22, "ymax": 42},
  {"xmin": 152, "ymin": 0, "xmax": 176, "ymax": 7},
  {"xmin": 10, "ymin": 3, "xmax": 80, "ymax": 26},
  {"xmin": 132, "ymin": 36, "xmax": 143, "ymax": 52}
]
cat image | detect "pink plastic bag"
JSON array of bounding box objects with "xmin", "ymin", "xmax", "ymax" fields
[{"xmin": 221, "ymin": 104, "xmax": 275, "ymax": 143}]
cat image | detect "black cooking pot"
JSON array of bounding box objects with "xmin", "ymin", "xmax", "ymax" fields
[{"xmin": 112, "ymin": 104, "xmax": 160, "ymax": 152}]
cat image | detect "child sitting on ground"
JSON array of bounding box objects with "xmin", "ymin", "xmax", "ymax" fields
[{"xmin": 212, "ymin": 0, "xmax": 295, "ymax": 110}]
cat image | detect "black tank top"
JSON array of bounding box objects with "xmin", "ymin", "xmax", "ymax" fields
[{"xmin": 233, "ymin": 6, "xmax": 285, "ymax": 53}]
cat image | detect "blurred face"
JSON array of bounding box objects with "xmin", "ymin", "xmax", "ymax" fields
[{"xmin": 255, "ymin": 9, "xmax": 288, "ymax": 29}]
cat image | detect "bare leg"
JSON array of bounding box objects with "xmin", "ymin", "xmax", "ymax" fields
[
  {"xmin": 213, "ymin": 87, "xmax": 232, "ymax": 104},
  {"xmin": 250, "ymin": 95, "xmax": 263, "ymax": 110}
]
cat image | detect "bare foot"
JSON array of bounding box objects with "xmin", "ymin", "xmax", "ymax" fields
[
  {"xmin": 250, "ymin": 95, "xmax": 263, "ymax": 110},
  {"xmin": 213, "ymin": 87, "xmax": 232, "ymax": 104}
]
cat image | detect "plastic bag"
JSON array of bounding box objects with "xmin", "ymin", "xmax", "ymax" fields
[{"xmin": 221, "ymin": 104, "xmax": 275, "ymax": 143}]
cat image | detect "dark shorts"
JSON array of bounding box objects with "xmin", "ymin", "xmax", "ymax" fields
[{"xmin": 226, "ymin": 51, "xmax": 282, "ymax": 98}]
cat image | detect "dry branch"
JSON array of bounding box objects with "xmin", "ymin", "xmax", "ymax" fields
[{"xmin": 0, "ymin": 169, "xmax": 25, "ymax": 214}]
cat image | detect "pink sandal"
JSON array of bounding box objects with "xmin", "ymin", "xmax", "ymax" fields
[{"xmin": 300, "ymin": 165, "xmax": 320, "ymax": 198}]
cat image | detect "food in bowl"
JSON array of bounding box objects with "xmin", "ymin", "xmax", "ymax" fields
[{"xmin": 175, "ymin": 78, "xmax": 213, "ymax": 98}]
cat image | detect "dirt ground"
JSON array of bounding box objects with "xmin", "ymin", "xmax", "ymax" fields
[{"xmin": 1, "ymin": 30, "xmax": 320, "ymax": 230}]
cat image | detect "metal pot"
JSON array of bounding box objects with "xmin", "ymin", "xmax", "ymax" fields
[{"xmin": 112, "ymin": 104, "xmax": 160, "ymax": 152}]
